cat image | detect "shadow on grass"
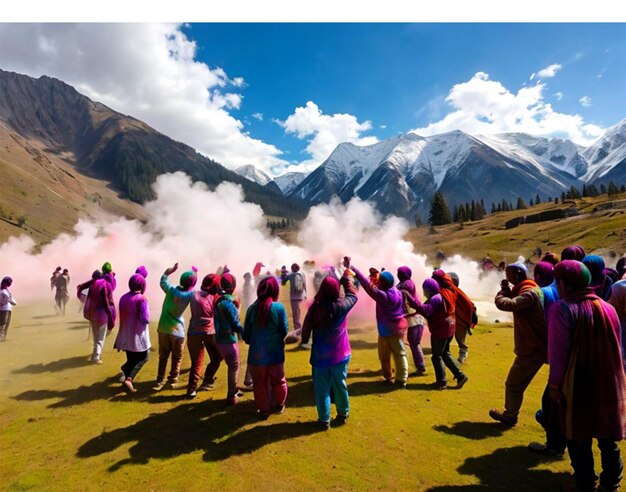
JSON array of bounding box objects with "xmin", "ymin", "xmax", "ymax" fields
[
  {"xmin": 427, "ymin": 445, "xmax": 570, "ymax": 491},
  {"xmin": 32, "ymin": 314, "xmax": 59, "ymax": 320},
  {"xmin": 433, "ymin": 421, "xmax": 508, "ymax": 440},
  {"xmin": 77, "ymin": 398, "xmax": 323, "ymax": 470},
  {"xmin": 350, "ymin": 339, "xmax": 379, "ymax": 350},
  {"xmin": 12, "ymin": 376, "xmax": 123, "ymax": 408},
  {"xmin": 12, "ymin": 355, "xmax": 89, "ymax": 374}
]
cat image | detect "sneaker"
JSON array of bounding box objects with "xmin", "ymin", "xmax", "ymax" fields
[
  {"xmin": 299, "ymin": 342, "xmax": 312, "ymax": 350},
  {"xmin": 458, "ymin": 357, "xmax": 467, "ymax": 364},
  {"xmin": 432, "ymin": 381, "xmax": 448, "ymax": 390},
  {"xmin": 317, "ymin": 420, "xmax": 330, "ymax": 431},
  {"xmin": 414, "ymin": 368, "xmax": 427, "ymax": 376},
  {"xmin": 186, "ymin": 390, "xmax": 197, "ymax": 399},
  {"xmin": 238, "ymin": 384, "xmax": 254, "ymax": 392},
  {"xmin": 489, "ymin": 408, "xmax": 518, "ymax": 427},
  {"xmin": 528, "ymin": 441, "xmax": 564, "ymax": 458},
  {"xmin": 122, "ymin": 378, "xmax": 137, "ymax": 393},
  {"xmin": 166, "ymin": 380, "xmax": 180, "ymax": 389},
  {"xmin": 275, "ymin": 404, "xmax": 286, "ymax": 415},
  {"xmin": 456, "ymin": 374, "xmax": 469, "ymax": 389},
  {"xmin": 199, "ymin": 382, "xmax": 215, "ymax": 391},
  {"xmin": 235, "ymin": 390, "xmax": 245, "ymax": 398},
  {"xmin": 395, "ymin": 380, "xmax": 407, "ymax": 389},
  {"xmin": 334, "ymin": 414, "xmax": 349, "ymax": 426},
  {"xmin": 93, "ymin": 359, "xmax": 103, "ymax": 365},
  {"xmin": 152, "ymin": 381, "xmax": 166, "ymax": 391}
]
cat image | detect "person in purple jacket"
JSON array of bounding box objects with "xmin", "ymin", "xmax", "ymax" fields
[
  {"xmin": 114, "ymin": 274, "xmax": 151, "ymax": 393},
  {"xmin": 347, "ymin": 259, "xmax": 408, "ymax": 387},
  {"xmin": 406, "ymin": 279, "xmax": 468, "ymax": 390},
  {"xmin": 301, "ymin": 268, "xmax": 358, "ymax": 429},
  {"xmin": 77, "ymin": 270, "xmax": 116, "ymax": 364},
  {"xmin": 243, "ymin": 276, "xmax": 289, "ymax": 419}
]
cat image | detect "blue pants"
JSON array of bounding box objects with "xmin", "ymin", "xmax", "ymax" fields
[{"xmin": 312, "ymin": 357, "xmax": 350, "ymax": 423}]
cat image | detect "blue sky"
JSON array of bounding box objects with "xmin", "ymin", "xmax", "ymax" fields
[{"xmin": 0, "ymin": 23, "xmax": 624, "ymax": 175}]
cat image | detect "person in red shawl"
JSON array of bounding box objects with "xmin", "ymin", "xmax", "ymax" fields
[
  {"xmin": 549, "ymin": 260, "xmax": 626, "ymax": 492},
  {"xmin": 490, "ymin": 262, "xmax": 547, "ymax": 426}
]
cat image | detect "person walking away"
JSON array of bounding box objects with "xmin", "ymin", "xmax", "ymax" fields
[
  {"xmin": 608, "ymin": 276, "xmax": 626, "ymax": 371},
  {"xmin": 397, "ymin": 266, "xmax": 426, "ymax": 376},
  {"xmin": 348, "ymin": 261, "xmax": 408, "ymax": 387},
  {"xmin": 490, "ymin": 262, "xmax": 547, "ymax": 426},
  {"xmin": 114, "ymin": 274, "xmax": 151, "ymax": 393},
  {"xmin": 243, "ymin": 276, "xmax": 289, "ymax": 419},
  {"xmin": 54, "ymin": 269, "xmax": 70, "ymax": 316},
  {"xmin": 77, "ymin": 271, "xmax": 115, "ymax": 363},
  {"xmin": 549, "ymin": 260, "xmax": 626, "ymax": 492},
  {"xmin": 447, "ymin": 272, "xmax": 477, "ymax": 364},
  {"xmin": 0, "ymin": 276, "xmax": 17, "ymax": 341},
  {"xmin": 281, "ymin": 263, "xmax": 307, "ymax": 343},
  {"xmin": 186, "ymin": 273, "xmax": 222, "ymax": 398},
  {"xmin": 301, "ymin": 267, "xmax": 358, "ymax": 429},
  {"xmin": 214, "ymin": 273, "xmax": 244, "ymax": 405},
  {"xmin": 154, "ymin": 263, "xmax": 197, "ymax": 391}
]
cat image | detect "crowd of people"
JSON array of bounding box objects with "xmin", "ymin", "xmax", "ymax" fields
[{"xmin": 1, "ymin": 244, "xmax": 625, "ymax": 491}]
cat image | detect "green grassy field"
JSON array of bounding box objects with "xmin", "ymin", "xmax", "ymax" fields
[{"xmin": 0, "ymin": 299, "xmax": 617, "ymax": 491}]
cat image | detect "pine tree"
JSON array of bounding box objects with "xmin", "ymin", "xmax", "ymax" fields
[
  {"xmin": 428, "ymin": 192, "xmax": 452, "ymax": 225},
  {"xmin": 600, "ymin": 183, "xmax": 607, "ymax": 194},
  {"xmin": 621, "ymin": 184, "xmax": 626, "ymax": 193},
  {"xmin": 453, "ymin": 205, "xmax": 460, "ymax": 223},
  {"xmin": 535, "ymin": 193, "xmax": 541, "ymax": 205},
  {"xmin": 608, "ymin": 181, "xmax": 619, "ymax": 197},
  {"xmin": 570, "ymin": 185, "xmax": 582, "ymax": 199},
  {"xmin": 530, "ymin": 198, "xmax": 534, "ymax": 207},
  {"xmin": 516, "ymin": 197, "xmax": 528, "ymax": 210},
  {"xmin": 491, "ymin": 202, "xmax": 496, "ymax": 214}
]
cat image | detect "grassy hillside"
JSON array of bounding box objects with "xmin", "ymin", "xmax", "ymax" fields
[{"xmin": 0, "ymin": 298, "xmax": 617, "ymax": 491}]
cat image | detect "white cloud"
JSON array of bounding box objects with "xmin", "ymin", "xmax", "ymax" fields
[
  {"xmin": 579, "ymin": 96, "xmax": 592, "ymax": 107},
  {"xmin": 279, "ymin": 101, "xmax": 379, "ymax": 172},
  {"xmin": 380, "ymin": 124, "xmax": 387, "ymax": 129},
  {"xmin": 252, "ymin": 113, "xmax": 264, "ymax": 121},
  {"xmin": 555, "ymin": 91, "xmax": 564, "ymax": 101},
  {"xmin": 412, "ymin": 72, "xmax": 603, "ymax": 146},
  {"xmin": 0, "ymin": 23, "xmax": 286, "ymax": 173},
  {"xmin": 536, "ymin": 63, "xmax": 562, "ymax": 78}
]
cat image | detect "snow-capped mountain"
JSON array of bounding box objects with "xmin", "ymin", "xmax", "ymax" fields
[
  {"xmin": 235, "ymin": 164, "xmax": 273, "ymax": 186},
  {"xmin": 288, "ymin": 128, "xmax": 615, "ymax": 220},
  {"xmin": 273, "ymin": 171, "xmax": 307, "ymax": 195},
  {"xmin": 582, "ymin": 118, "xmax": 626, "ymax": 185}
]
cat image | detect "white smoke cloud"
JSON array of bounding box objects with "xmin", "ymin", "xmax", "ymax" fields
[{"xmin": 0, "ymin": 172, "xmax": 505, "ymax": 324}]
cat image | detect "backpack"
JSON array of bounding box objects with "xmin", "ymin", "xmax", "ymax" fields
[{"xmin": 292, "ymin": 272, "xmax": 305, "ymax": 294}]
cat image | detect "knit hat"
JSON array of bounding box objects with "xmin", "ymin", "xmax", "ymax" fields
[
  {"xmin": 505, "ymin": 262, "xmax": 528, "ymax": 278},
  {"xmin": 422, "ymin": 278, "xmax": 440, "ymax": 296},
  {"xmin": 555, "ymin": 260, "xmax": 592, "ymax": 291},
  {"xmin": 102, "ymin": 262, "xmax": 113, "ymax": 274},
  {"xmin": 220, "ymin": 272, "xmax": 237, "ymax": 293},
  {"xmin": 128, "ymin": 274, "xmax": 146, "ymax": 293},
  {"xmin": 561, "ymin": 245, "xmax": 586, "ymax": 262},
  {"xmin": 448, "ymin": 272, "xmax": 460, "ymax": 287},
  {"xmin": 397, "ymin": 266, "xmax": 412, "ymax": 282},
  {"xmin": 135, "ymin": 266, "xmax": 148, "ymax": 278},
  {"xmin": 533, "ymin": 261, "xmax": 555, "ymax": 287},
  {"xmin": 180, "ymin": 266, "xmax": 198, "ymax": 290},
  {"xmin": 379, "ymin": 271, "xmax": 395, "ymax": 290}
]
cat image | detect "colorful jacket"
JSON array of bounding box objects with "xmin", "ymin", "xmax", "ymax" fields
[
  {"xmin": 301, "ymin": 276, "xmax": 358, "ymax": 367},
  {"xmin": 243, "ymin": 302, "xmax": 289, "ymax": 365},
  {"xmin": 608, "ymin": 280, "xmax": 626, "ymax": 367},
  {"xmin": 214, "ymin": 294, "xmax": 243, "ymax": 344},
  {"xmin": 114, "ymin": 291, "xmax": 150, "ymax": 352},
  {"xmin": 406, "ymin": 292, "xmax": 455, "ymax": 339},
  {"xmin": 548, "ymin": 288, "xmax": 626, "ymax": 440},
  {"xmin": 82, "ymin": 278, "xmax": 115, "ymax": 326},
  {"xmin": 353, "ymin": 266, "xmax": 406, "ymax": 337},
  {"xmin": 157, "ymin": 274, "xmax": 194, "ymax": 338},
  {"xmin": 495, "ymin": 279, "xmax": 547, "ymax": 360},
  {"xmin": 188, "ymin": 290, "xmax": 216, "ymax": 335}
]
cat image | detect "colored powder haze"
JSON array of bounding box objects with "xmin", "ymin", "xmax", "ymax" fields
[{"xmin": 0, "ymin": 172, "xmax": 507, "ymax": 323}]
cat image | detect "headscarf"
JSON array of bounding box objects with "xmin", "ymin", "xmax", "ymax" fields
[
  {"xmin": 540, "ymin": 252, "xmax": 559, "ymax": 266},
  {"xmin": 448, "ymin": 272, "xmax": 460, "ymax": 287},
  {"xmin": 201, "ymin": 273, "xmax": 219, "ymax": 294},
  {"xmin": 561, "ymin": 245, "xmax": 586, "ymax": 262},
  {"xmin": 220, "ymin": 272, "xmax": 236, "ymax": 294},
  {"xmin": 533, "ymin": 261, "xmax": 555, "ymax": 287},
  {"xmin": 422, "ymin": 278, "xmax": 440, "ymax": 297},
  {"xmin": 128, "ymin": 274, "xmax": 146, "ymax": 293},
  {"xmin": 311, "ymin": 276, "xmax": 341, "ymax": 328},
  {"xmin": 255, "ymin": 276, "xmax": 280, "ymax": 326},
  {"xmin": 554, "ymin": 260, "xmax": 592, "ymax": 291},
  {"xmin": 180, "ymin": 266, "xmax": 198, "ymax": 291},
  {"xmin": 102, "ymin": 262, "xmax": 113, "ymax": 274},
  {"xmin": 583, "ymin": 255, "xmax": 612, "ymax": 300},
  {"xmin": 379, "ymin": 271, "xmax": 395, "ymax": 291},
  {"xmin": 91, "ymin": 270, "xmax": 102, "ymax": 280},
  {"xmin": 396, "ymin": 266, "xmax": 416, "ymax": 297},
  {"xmin": 1, "ymin": 276, "xmax": 13, "ymax": 289},
  {"xmin": 135, "ymin": 266, "xmax": 148, "ymax": 278},
  {"xmin": 505, "ymin": 262, "xmax": 528, "ymax": 280}
]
